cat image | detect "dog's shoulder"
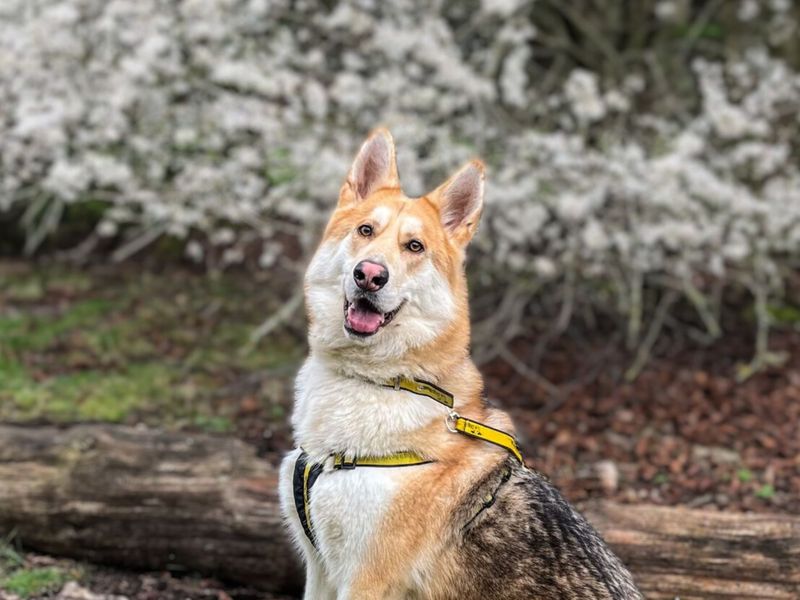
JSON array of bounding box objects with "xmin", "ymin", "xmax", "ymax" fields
[{"xmin": 447, "ymin": 461, "xmax": 643, "ymax": 600}]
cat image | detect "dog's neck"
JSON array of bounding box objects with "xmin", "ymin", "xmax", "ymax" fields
[
  {"xmin": 292, "ymin": 353, "xmax": 484, "ymax": 461},
  {"xmin": 293, "ymin": 325, "xmax": 484, "ymax": 460},
  {"xmin": 293, "ymin": 294, "xmax": 488, "ymax": 460}
]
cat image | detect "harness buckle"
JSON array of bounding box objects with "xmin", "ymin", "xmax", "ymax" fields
[{"xmin": 338, "ymin": 456, "xmax": 356, "ymax": 470}]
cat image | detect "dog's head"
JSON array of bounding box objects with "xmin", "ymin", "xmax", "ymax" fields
[{"xmin": 305, "ymin": 129, "xmax": 484, "ymax": 364}]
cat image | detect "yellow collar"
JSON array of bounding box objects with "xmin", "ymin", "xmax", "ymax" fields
[{"xmin": 382, "ymin": 376, "xmax": 454, "ymax": 408}]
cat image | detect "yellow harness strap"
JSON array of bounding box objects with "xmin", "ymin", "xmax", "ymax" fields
[
  {"xmin": 453, "ymin": 416, "xmax": 524, "ymax": 464},
  {"xmin": 383, "ymin": 376, "xmax": 454, "ymax": 409},
  {"xmin": 292, "ymin": 378, "xmax": 522, "ymax": 550},
  {"xmin": 386, "ymin": 376, "xmax": 524, "ymax": 465},
  {"xmin": 333, "ymin": 450, "xmax": 431, "ymax": 470}
]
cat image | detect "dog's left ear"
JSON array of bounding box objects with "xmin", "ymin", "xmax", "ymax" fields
[
  {"xmin": 430, "ymin": 160, "xmax": 485, "ymax": 246},
  {"xmin": 339, "ymin": 128, "xmax": 400, "ymax": 207}
]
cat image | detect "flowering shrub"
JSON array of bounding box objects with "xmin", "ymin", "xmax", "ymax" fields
[
  {"xmin": 1, "ymin": 0, "xmax": 799, "ymax": 369},
  {"xmin": 484, "ymin": 50, "xmax": 800, "ymax": 376}
]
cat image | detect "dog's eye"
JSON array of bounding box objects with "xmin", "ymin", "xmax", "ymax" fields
[
  {"xmin": 357, "ymin": 224, "xmax": 373, "ymax": 237},
  {"xmin": 406, "ymin": 239, "xmax": 424, "ymax": 253}
]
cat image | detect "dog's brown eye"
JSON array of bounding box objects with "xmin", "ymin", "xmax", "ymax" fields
[
  {"xmin": 358, "ymin": 224, "xmax": 373, "ymax": 237},
  {"xmin": 406, "ymin": 239, "xmax": 424, "ymax": 253}
]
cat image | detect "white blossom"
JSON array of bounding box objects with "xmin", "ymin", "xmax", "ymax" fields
[
  {"xmin": 481, "ymin": 0, "xmax": 522, "ymax": 17},
  {"xmin": 43, "ymin": 160, "xmax": 91, "ymax": 201},
  {"xmin": 0, "ymin": 0, "xmax": 798, "ymax": 333},
  {"xmin": 655, "ymin": 1, "xmax": 679, "ymax": 21},
  {"xmin": 533, "ymin": 256, "xmax": 557, "ymax": 279},
  {"xmin": 185, "ymin": 240, "xmax": 204, "ymax": 262},
  {"xmin": 97, "ymin": 220, "xmax": 118, "ymax": 238},
  {"xmin": 564, "ymin": 69, "xmax": 606, "ymax": 123},
  {"xmin": 582, "ymin": 221, "xmax": 609, "ymax": 251},
  {"xmin": 738, "ymin": 0, "xmax": 760, "ymax": 22}
]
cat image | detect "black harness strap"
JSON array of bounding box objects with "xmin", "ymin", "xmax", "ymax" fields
[
  {"xmin": 292, "ymin": 451, "xmax": 323, "ymax": 550},
  {"xmin": 291, "ymin": 449, "xmax": 431, "ymax": 550},
  {"xmin": 463, "ymin": 466, "xmax": 513, "ymax": 530}
]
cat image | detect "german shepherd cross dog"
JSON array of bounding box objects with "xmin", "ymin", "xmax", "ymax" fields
[{"xmin": 279, "ymin": 129, "xmax": 642, "ymax": 600}]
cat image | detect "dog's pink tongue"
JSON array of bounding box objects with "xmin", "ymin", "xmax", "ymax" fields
[{"xmin": 347, "ymin": 303, "xmax": 383, "ymax": 334}]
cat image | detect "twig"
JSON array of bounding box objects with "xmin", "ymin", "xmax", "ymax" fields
[
  {"xmin": 736, "ymin": 279, "xmax": 787, "ymax": 381},
  {"xmin": 497, "ymin": 345, "xmax": 562, "ymax": 402},
  {"xmin": 555, "ymin": 264, "xmax": 576, "ymax": 334},
  {"xmin": 624, "ymin": 289, "xmax": 679, "ymax": 382},
  {"xmin": 473, "ymin": 284, "xmax": 535, "ymax": 365},
  {"xmin": 56, "ymin": 232, "xmax": 100, "ymax": 265},
  {"xmin": 249, "ymin": 287, "xmax": 304, "ymax": 345},
  {"xmin": 23, "ymin": 196, "xmax": 64, "ymax": 255},
  {"xmin": 544, "ymin": 0, "xmax": 624, "ymax": 79},
  {"xmin": 680, "ymin": 275, "xmax": 722, "ymax": 339},
  {"xmin": 111, "ymin": 225, "xmax": 166, "ymax": 262},
  {"xmin": 680, "ymin": 0, "xmax": 725, "ymax": 60},
  {"xmin": 626, "ymin": 270, "xmax": 643, "ymax": 350}
]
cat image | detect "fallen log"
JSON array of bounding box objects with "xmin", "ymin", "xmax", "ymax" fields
[
  {"xmin": 582, "ymin": 501, "xmax": 800, "ymax": 599},
  {"xmin": 0, "ymin": 424, "xmax": 302, "ymax": 595},
  {"xmin": 0, "ymin": 424, "xmax": 798, "ymax": 599}
]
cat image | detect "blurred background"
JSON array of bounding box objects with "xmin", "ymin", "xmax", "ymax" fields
[{"xmin": 1, "ymin": 0, "xmax": 799, "ymax": 598}]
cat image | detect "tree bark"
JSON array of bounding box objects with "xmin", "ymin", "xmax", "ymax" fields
[
  {"xmin": 581, "ymin": 501, "xmax": 800, "ymax": 599},
  {"xmin": 0, "ymin": 424, "xmax": 302, "ymax": 595},
  {"xmin": 1, "ymin": 424, "xmax": 798, "ymax": 599}
]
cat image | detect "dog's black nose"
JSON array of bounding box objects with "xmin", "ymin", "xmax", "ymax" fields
[{"xmin": 354, "ymin": 260, "xmax": 389, "ymax": 291}]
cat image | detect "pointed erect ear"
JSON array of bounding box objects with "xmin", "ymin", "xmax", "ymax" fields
[
  {"xmin": 339, "ymin": 128, "xmax": 400, "ymax": 207},
  {"xmin": 431, "ymin": 160, "xmax": 485, "ymax": 244}
]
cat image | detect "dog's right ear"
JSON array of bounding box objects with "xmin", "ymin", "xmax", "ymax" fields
[{"xmin": 339, "ymin": 128, "xmax": 400, "ymax": 207}]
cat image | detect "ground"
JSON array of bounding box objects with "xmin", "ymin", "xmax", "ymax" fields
[
  {"xmin": 0, "ymin": 260, "xmax": 300, "ymax": 449},
  {"xmin": 1, "ymin": 259, "xmax": 798, "ymax": 599},
  {"xmin": 0, "ymin": 547, "xmax": 293, "ymax": 600}
]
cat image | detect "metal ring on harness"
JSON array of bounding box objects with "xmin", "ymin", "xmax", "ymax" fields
[{"xmin": 445, "ymin": 410, "xmax": 460, "ymax": 433}]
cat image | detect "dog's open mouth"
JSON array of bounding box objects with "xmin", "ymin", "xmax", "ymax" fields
[{"xmin": 344, "ymin": 298, "xmax": 404, "ymax": 337}]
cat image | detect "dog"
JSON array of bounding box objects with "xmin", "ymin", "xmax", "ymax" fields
[{"xmin": 278, "ymin": 129, "xmax": 643, "ymax": 599}]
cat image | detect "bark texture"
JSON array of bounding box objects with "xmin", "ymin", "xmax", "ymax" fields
[
  {"xmin": 0, "ymin": 424, "xmax": 301, "ymax": 595},
  {"xmin": 582, "ymin": 501, "xmax": 800, "ymax": 599},
  {"xmin": 1, "ymin": 424, "xmax": 798, "ymax": 599}
]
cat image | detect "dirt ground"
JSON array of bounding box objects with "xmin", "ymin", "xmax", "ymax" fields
[
  {"xmin": 486, "ymin": 329, "xmax": 800, "ymax": 514},
  {"xmin": 1, "ymin": 260, "xmax": 798, "ymax": 599},
  {"xmin": 0, "ymin": 553, "xmax": 292, "ymax": 600}
]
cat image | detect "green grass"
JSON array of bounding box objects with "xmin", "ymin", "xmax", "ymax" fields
[
  {"xmin": 0, "ymin": 298, "xmax": 114, "ymax": 353},
  {"xmin": 652, "ymin": 472, "xmax": 669, "ymax": 485},
  {"xmin": 0, "ymin": 363, "xmax": 174, "ymax": 422},
  {"xmin": 768, "ymin": 302, "xmax": 800, "ymax": 326},
  {"xmin": 0, "ymin": 541, "xmax": 24, "ymax": 573},
  {"xmin": 756, "ymin": 484, "xmax": 776, "ymax": 500},
  {"xmin": 0, "ymin": 540, "xmax": 77, "ymax": 599},
  {"xmin": 0, "ymin": 567, "xmax": 69, "ymax": 598},
  {"xmin": 0, "ymin": 262, "xmax": 303, "ymax": 431}
]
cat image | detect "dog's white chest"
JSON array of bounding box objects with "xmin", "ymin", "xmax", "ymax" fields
[
  {"xmin": 282, "ymin": 357, "xmax": 445, "ymax": 593},
  {"xmin": 310, "ymin": 467, "xmax": 401, "ymax": 579},
  {"xmin": 279, "ymin": 450, "xmax": 421, "ymax": 589}
]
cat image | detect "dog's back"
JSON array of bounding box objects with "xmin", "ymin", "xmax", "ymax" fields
[{"xmin": 433, "ymin": 461, "xmax": 641, "ymax": 599}]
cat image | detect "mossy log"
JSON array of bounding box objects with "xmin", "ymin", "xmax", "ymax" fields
[{"xmin": 1, "ymin": 424, "xmax": 798, "ymax": 599}]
